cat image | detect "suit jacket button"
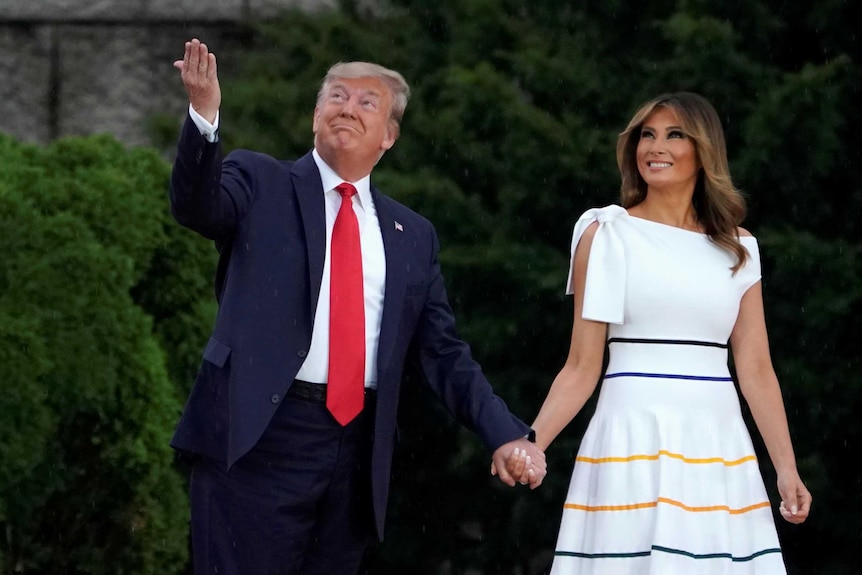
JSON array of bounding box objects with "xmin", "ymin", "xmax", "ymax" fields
[
  {"xmin": 297, "ymin": 350, "xmax": 307, "ymax": 358},
  {"xmin": 270, "ymin": 394, "xmax": 280, "ymax": 404}
]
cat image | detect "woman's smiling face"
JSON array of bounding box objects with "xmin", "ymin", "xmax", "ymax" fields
[{"xmin": 636, "ymin": 106, "xmax": 701, "ymax": 195}]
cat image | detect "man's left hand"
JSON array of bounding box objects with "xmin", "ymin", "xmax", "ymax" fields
[{"xmin": 490, "ymin": 438, "xmax": 546, "ymax": 489}]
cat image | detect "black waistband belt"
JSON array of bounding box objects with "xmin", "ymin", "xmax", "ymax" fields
[{"xmin": 288, "ymin": 380, "xmax": 376, "ymax": 404}]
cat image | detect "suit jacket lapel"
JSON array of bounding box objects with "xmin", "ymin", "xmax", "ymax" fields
[
  {"xmin": 291, "ymin": 153, "xmax": 326, "ymax": 317},
  {"xmin": 373, "ymin": 188, "xmax": 407, "ymax": 381},
  {"xmin": 291, "ymin": 168, "xmax": 406, "ymax": 382}
]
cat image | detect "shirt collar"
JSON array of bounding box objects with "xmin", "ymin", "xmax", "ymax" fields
[{"xmin": 312, "ymin": 149, "xmax": 373, "ymax": 211}]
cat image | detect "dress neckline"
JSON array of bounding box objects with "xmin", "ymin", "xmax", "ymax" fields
[
  {"xmin": 625, "ymin": 212, "xmax": 708, "ymax": 236},
  {"xmin": 624, "ymin": 211, "xmax": 757, "ymax": 243}
]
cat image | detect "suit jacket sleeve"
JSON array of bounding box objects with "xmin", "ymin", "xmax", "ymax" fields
[
  {"xmin": 411, "ymin": 225, "xmax": 531, "ymax": 451},
  {"xmin": 169, "ymin": 115, "xmax": 256, "ymax": 241}
]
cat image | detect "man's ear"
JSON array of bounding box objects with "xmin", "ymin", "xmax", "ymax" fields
[
  {"xmin": 312, "ymin": 106, "xmax": 320, "ymax": 134},
  {"xmin": 381, "ymin": 120, "xmax": 399, "ymax": 151}
]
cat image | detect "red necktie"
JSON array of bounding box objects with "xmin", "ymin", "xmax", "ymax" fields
[{"xmin": 327, "ymin": 182, "xmax": 365, "ymax": 425}]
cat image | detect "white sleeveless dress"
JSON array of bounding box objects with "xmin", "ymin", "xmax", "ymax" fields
[{"xmin": 550, "ymin": 205, "xmax": 786, "ymax": 574}]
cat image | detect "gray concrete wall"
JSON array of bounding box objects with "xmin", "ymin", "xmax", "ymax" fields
[{"xmin": 0, "ymin": 0, "xmax": 335, "ymax": 146}]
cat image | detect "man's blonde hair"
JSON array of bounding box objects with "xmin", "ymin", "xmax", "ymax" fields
[{"xmin": 318, "ymin": 62, "xmax": 411, "ymax": 129}]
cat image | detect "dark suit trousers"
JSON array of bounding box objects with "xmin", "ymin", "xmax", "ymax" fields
[{"xmin": 189, "ymin": 392, "xmax": 376, "ymax": 575}]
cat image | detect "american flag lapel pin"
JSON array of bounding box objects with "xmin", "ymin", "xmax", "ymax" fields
[{"xmin": 394, "ymin": 221, "xmax": 403, "ymax": 232}]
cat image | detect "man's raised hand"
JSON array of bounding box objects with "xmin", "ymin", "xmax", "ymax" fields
[{"xmin": 174, "ymin": 39, "xmax": 220, "ymax": 124}]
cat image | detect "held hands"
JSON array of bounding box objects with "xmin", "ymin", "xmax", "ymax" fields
[
  {"xmin": 777, "ymin": 471, "xmax": 812, "ymax": 524},
  {"xmin": 490, "ymin": 438, "xmax": 546, "ymax": 489},
  {"xmin": 174, "ymin": 38, "xmax": 220, "ymax": 124}
]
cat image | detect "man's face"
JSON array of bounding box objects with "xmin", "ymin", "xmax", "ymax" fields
[{"xmin": 312, "ymin": 76, "xmax": 397, "ymax": 169}]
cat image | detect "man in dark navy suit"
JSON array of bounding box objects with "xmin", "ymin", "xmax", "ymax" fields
[{"xmin": 169, "ymin": 38, "xmax": 546, "ymax": 575}]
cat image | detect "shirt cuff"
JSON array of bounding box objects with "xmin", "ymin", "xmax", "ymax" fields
[{"xmin": 188, "ymin": 104, "xmax": 220, "ymax": 143}]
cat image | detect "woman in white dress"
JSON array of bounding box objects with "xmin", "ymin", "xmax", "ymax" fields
[{"xmin": 508, "ymin": 92, "xmax": 811, "ymax": 574}]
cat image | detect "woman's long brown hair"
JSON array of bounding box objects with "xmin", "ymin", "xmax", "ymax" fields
[{"xmin": 616, "ymin": 92, "xmax": 748, "ymax": 272}]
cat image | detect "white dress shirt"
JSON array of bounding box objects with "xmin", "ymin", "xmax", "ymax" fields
[{"xmin": 189, "ymin": 106, "xmax": 386, "ymax": 389}]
